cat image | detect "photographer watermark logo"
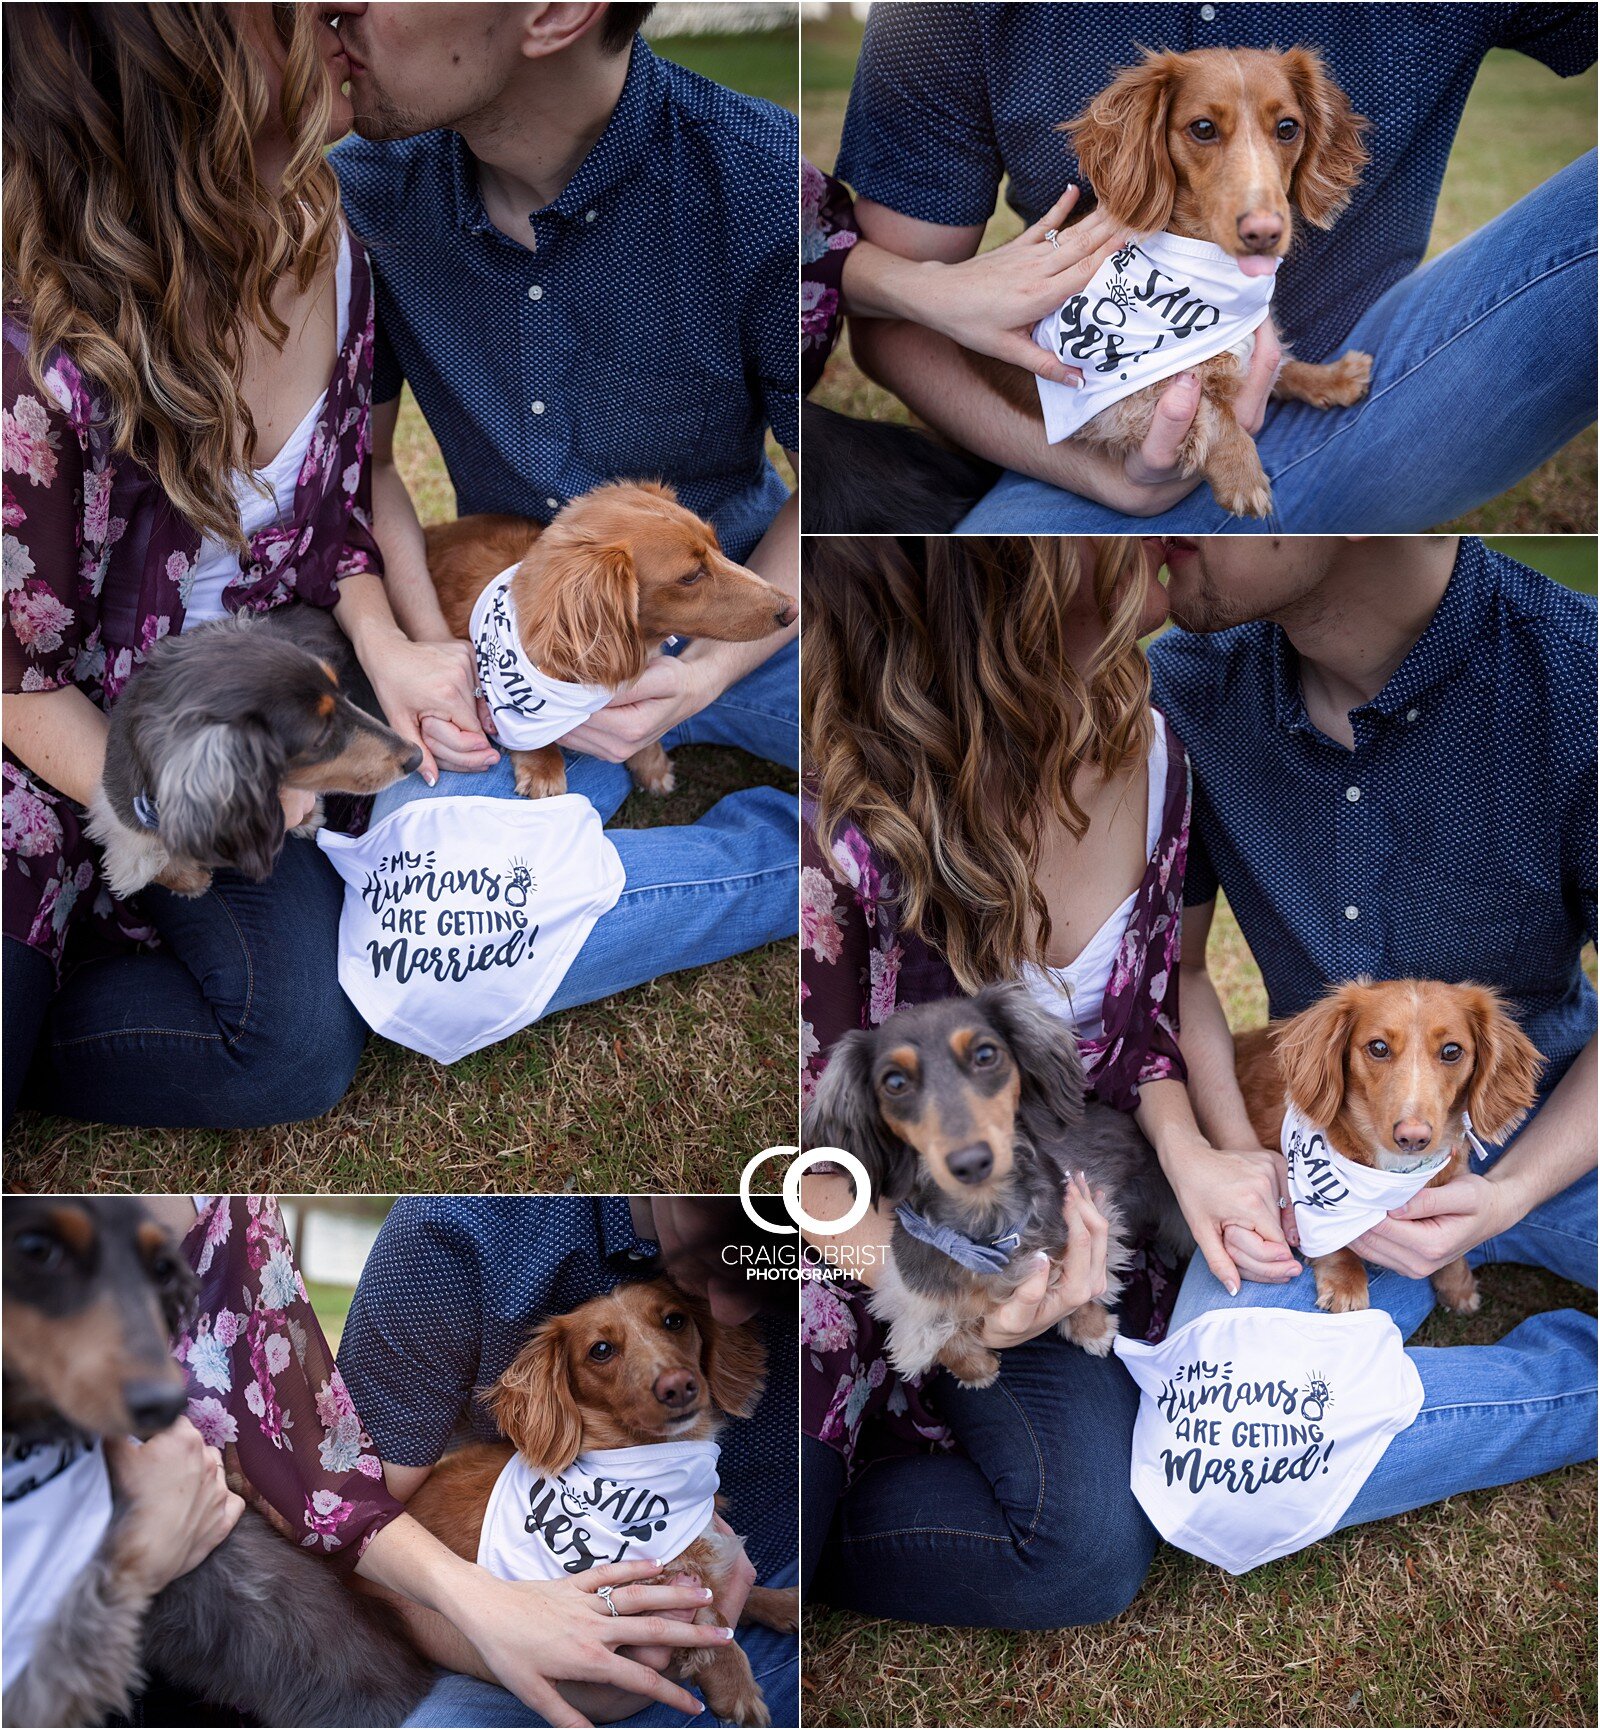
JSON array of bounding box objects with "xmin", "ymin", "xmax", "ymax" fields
[{"xmin": 732, "ymin": 1146, "xmax": 881, "ymax": 1280}]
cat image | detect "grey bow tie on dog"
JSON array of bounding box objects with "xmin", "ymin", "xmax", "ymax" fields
[{"xmin": 894, "ymin": 1204, "xmax": 1025, "ymax": 1274}]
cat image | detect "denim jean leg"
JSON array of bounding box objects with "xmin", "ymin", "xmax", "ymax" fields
[{"xmin": 956, "ymin": 150, "xmax": 1598, "ymax": 533}]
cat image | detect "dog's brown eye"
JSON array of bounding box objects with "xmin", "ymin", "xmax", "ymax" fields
[
  {"xmin": 1276, "ymin": 118, "xmax": 1301, "ymax": 142},
  {"xmin": 678, "ymin": 568, "xmax": 705, "ymax": 587},
  {"xmin": 14, "ymin": 1230, "xmax": 63, "ymax": 1270},
  {"xmin": 881, "ymin": 1070, "xmax": 910, "ymax": 1096},
  {"xmin": 1188, "ymin": 118, "xmax": 1218, "ymax": 142},
  {"xmin": 971, "ymin": 1042, "xmax": 1000, "ymax": 1069},
  {"xmin": 1440, "ymin": 1043, "xmax": 1463, "ymax": 1064},
  {"xmin": 1365, "ymin": 1039, "xmax": 1390, "ymax": 1060},
  {"xmin": 588, "ymin": 1340, "xmax": 616, "ymax": 1362},
  {"xmin": 661, "ymin": 1311, "xmax": 686, "ymax": 1331}
]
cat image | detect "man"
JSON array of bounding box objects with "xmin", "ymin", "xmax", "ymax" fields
[
  {"xmin": 833, "ymin": 3, "xmax": 1597, "ymax": 531},
  {"xmin": 339, "ymin": 1196, "xmax": 799, "ymax": 1728},
  {"xmin": 1147, "ymin": 534, "xmax": 1597, "ymax": 1532},
  {"xmin": 330, "ymin": 3, "xmax": 798, "ymax": 999}
]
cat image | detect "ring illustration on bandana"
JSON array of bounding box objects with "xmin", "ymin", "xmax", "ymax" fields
[{"xmin": 1031, "ymin": 232, "xmax": 1278, "ymax": 444}]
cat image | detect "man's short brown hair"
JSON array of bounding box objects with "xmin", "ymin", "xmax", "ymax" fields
[{"xmin": 601, "ymin": 4, "xmax": 655, "ymax": 52}]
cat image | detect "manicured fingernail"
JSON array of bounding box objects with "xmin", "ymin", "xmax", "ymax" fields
[
  {"xmin": 1226, "ymin": 1280, "xmax": 1240, "ymax": 1296},
  {"xmin": 719, "ymin": 1626, "xmax": 736, "ymax": 1640},
  {"xmin": 700, "ymin": 1588, "xmax": 713, "ymax": 1599},
  {"xmin": 423, "ymin": 767, "xmax": 438, "ymax": 786}
]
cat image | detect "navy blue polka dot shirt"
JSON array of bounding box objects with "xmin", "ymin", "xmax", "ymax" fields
[
  {"xmin": 333, "ymin": 38, "xmax": 798, "ymax": 563},
  {"xmin": 1150, "ymin": 539, "xmax": 1598, "ymax": 1105},
  {"xmin": 836, "ymin": 4, "xmax": 1596, "ymax": 362},
  {"xmin": 338, "ymin": 1197, "xmax": 797, "ymax": 1581}
]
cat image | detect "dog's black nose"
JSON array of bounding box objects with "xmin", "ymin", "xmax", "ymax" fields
[
  {"xmin": 653, "ymin": 1369, "xmax": 699, "ymax": 1409},
  {"xmin": 945, "ymin": 1144, "xmax": 994, "ymax": 1186},
  {"xmin": 401, "ymin": 746, "xmax": 424, "ymax": 776},
  {"xmin": 123, "ymin": 1378, "xmax": 187, "ymax": 1435}
]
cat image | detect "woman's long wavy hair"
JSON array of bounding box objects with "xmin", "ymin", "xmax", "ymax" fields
[
  {"xmin": 3, "ymin": 3, "xmax": 340, "ymax": 549},
  {"xmin": 805, "ymin": 536, "xmax": 1155, "ymax": 992}
]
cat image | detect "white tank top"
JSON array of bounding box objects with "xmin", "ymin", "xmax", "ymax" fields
[{"xmin": 181, "ymin": 229, "xmax": 353, "ymax": 629}]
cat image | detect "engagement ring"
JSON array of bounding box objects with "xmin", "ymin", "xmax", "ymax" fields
[
  {"xmin": 1045, "ymin": 227, "xmax": 1061, "ymax": 250},
  {"xmin": 597, "ymin": 1585, "xmax": 620, "ymax": 1617}
]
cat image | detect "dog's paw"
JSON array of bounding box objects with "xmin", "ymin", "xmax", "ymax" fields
[
  {"xmin": 156, "ymin": 861, "xmax": 214, "ymax": 898},
  {"xmin": 1063, "ymin": 1304, "xmax": 1117, "ymax": 1356},
  {"xmin": 511, "ymin": 750, "xmax": 567, "ymax": 800},
  {"xmin": 1216, "ymin": 476, "xmax": 1273, "ymax": 519},
  {"xmin": 627, "ymin": 741, "xmax": 677, "ymax": 797},
  {"xmin": 1314, "ymin": 1279, "xmax": 1370, "ymax": 1314},
  {"xmin": 1318, "ymin": 349, "xmax": 1373, "ymax": 406},
  {"xmin": 1431, "ymin": 1260, "xmax": 1481, "ymax": 1315}
]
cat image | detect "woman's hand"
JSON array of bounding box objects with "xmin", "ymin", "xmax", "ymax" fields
[
  {"xmin": 1161, "ymin": 1135, "xmax": 1300, "ymax": 1294},
  {"xmin": 364, "ymin": 634, "xmax": 498, "ymax": 782},
  {"xmin": 451, "ymin": 1557, "xmax": 734, "ymax": 1728},
  {"xmin": 1116, "ymin": 321, "xmax": 1283, "ymax": 514},
  {"xmin": 280, "ymin": 787, "xmax": 318, "ymax": 830},
  {"xmin": 877, "ymin": 186, "xmax": 1128, "ymax": 383},
  {"xmin": 103, "ymin": 1417, "xmax": 245, "ymax": 1595},
  {"xmin": 980, "ymin": 1173, "xmax": 1110, "ymax": 1350}
]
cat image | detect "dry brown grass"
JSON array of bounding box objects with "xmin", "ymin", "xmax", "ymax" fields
[{"xmin": 803, "ymin": 899, "xmax": 1599, "ymax": 1728}]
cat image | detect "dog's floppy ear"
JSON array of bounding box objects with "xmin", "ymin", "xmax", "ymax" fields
[
  {"xmin": 1282, "ymin": 47, "xmax": 1368, "ymax": 229},
  {"xmin": 487, "ymin": 1318, "xmax": 584, "ymax": 1474},
  {"xmin": 803, "ymin": 1030, "xmax": 916, "ymax": 1204},
  {"xmin": 1273, "ymin": 983, "xmax": 1363, "ymax": 1128},
  {"xmin": 155, "ymin": 719, "xmax": 287, "ymax": 881},
  {"xmin": 973, "ymin": 981, "xmax": 1087, "ymax": 1130},
  {"xmin": 527, "ymin": 539, "xmax": 647, "ymax": 689},
  {"xmin": 1458, "ymin": 984, "xmax": 1544, "ymax": 1144},
  {"xmin": 678, "ymin": 1287, "xmax": 767, "ymax": 1420},
  {"xmin": 1064, "ymin": 49, "xmax": 1180, "ymax": 233}
]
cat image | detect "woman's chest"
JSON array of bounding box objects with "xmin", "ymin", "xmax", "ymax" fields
[{"xmin": 1031, "ymin": 767, "xmax": 1152, "ymax": 969}]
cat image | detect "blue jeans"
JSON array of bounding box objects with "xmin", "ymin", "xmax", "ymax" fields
[
  {"xmin": 4, "ymin": 834, "xmax": 366, "ymax": 1129},
  {"xmin": 958, "ymin": 152, "xmax": 1598, "ymax": 532},
  {"xmin": 804, "ymin": 1328, "xmax": 1156, "ymax": 1629},
  {"xmin": 371, "ymin": 641, "xmax": 797, "ymax": 1016},
  {"xmin": 402, "ymin": 1562, "xmax": 800, "ymax": 1730},
  {"xmin": 1168, "ymin": 1131, "xmax": 1598, "ymax": 1533}
]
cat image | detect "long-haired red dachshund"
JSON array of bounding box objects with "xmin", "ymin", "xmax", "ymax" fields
[
  {"xmin": 1236, "ymin": 979, "xmax": 1542, "ymax": 1315},
  {"xmin": 404, "ymin": 1279, "xmax": 797, "ymax": 1727},
  {"xmin": 974, "ymin": 45, "xmax": 1372, "ymax": 516},
  {"xmin": 426, "ymin": 482, "xmax": 797, "ymax": 800}
]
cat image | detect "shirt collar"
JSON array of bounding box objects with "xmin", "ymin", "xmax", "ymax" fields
[
  {"xmin": 448, "ymin": 37, "xmax": 664, "ymax": 238},
  {"xmin": 1269, "ymin": 536, "xmax": 1487, "ymax": 737}
]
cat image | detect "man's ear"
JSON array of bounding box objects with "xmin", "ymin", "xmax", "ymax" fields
[
  {"xmin": 804, "ymin": 1031, "xmax": 916, "ymax": 1204},
  {"xmin": 518, "ymin": 2, "xmax": 611, "ymax": 62},
  {"xmin": 486, "ymin": 1319, "xmax": 583, "ymax": 1473}
]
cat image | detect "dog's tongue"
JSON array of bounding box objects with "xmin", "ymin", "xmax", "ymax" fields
[{"xmin": 1237, "ymin": 255, "xmax": 1279, "ymax": 278}]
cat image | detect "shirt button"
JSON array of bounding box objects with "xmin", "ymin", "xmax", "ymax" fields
[
  {"xmin": 585, "ymin": 209, "xmax": 597, "ymax": 223},
  {"xmin": 531, "ymin": 401, "xmax": 546, "ymax": 415},
  {"xmin": 546, "ymin": 497, "xmax": 560, "ymax": 511},
  {"xmin": 1406, "ymin": 708, "xmax": 1420, "ymax": 722},
  {"xmin": 527, "ymin": 285, "xmax": 543, "ymax": 301},
  {"xmin": 1344, "ymin": 905, "xmax": 1360, "ymax": 921},
  {"xmin": 1345, "ymin": 786, "xmax": 1360, "ymax": 803},
  {"xmin": 1199, "ymin": 2, "xmax": 1216, "ymax": 17}
]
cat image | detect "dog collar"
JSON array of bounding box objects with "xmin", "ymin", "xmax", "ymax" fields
[
  {"xmin": 131, "ymin": 791, "xmax": 160, "ymax": 832},
  {"xmin": 894, "ymin": 1203, "xmax": 1025, "ymax": 1274}
]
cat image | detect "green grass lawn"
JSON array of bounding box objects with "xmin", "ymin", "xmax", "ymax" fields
[
  {"xmin": 805, "ymin": 898, "xmax": 1599, "ymax": 1729},
  {"xmin": 4, "ymin": 23, "xmax": 800, "ymax": 1197},
  {"xmin": 803, "ymin": 10, "xmax": 1597, "ymax": 531}
]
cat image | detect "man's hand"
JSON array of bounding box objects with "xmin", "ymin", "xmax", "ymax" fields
[
  {"xmin": 560, "ymin": 655, "xmax": 706, "ymax": 763},
  {"xmin": 980, "ymin": 1173, "xmax": 1110, "ymax": 1349},
  {"xmin": 1350, "ymin": 1171, "xmax": 1515, "ymax": 1279},
  {"xmin": 280, "ymin": 787, "xmax": 319, "ymax": 830},
  {"xmin": 1162, "ymin": 1136, "xmax": 1301, "ymax": 1294},
  {"xmin": 104, "ymin": 1418, "xmax": 245, "ymax": 1595},
  {"xmin": 1121, "ymin": 323, "xmax": 1283, "ymax": 507}
]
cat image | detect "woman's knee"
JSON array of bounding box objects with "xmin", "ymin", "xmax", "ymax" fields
[
  {"xmin": 1004, "ymin": 1492, "xmax": 1158, "ymax": 1630},
  {"xmin": 220, "ymin": 972, "xmax": 367, "ymax": 1123}
]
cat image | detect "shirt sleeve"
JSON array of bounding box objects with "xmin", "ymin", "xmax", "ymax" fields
[
  {"xmin": 370, "ymin": 313, "xmax": 404, "ymax": 409},
  {"xmin": 1566, "ymin": 745, "xmax": 1598, "ymax": 946},
  {"xmin": 1493, "ymin": 5, "xmax": 1598, "ymax": 74},
  {"xmin": 746, "ymin": 178, "xmax": 800, "ymax": 453},
  {"xmin": 336, "ymin": 1201, "xmax": 484, "ymax": 1468},
  {"xmin": 1182, "ymin": 780, "xmax": 1221, "ymax": 909},
  {"xmin": 178, "ymin": 1199, "xmax": 404, "ymax": 1576},
  {"xmin": 834, "ymin": 3, "xmax": 1001, "ymax": 228},
  {"xmin": 2, "ymin": 342, "xmax": 93, "ymax": 696},
  {"xmin": 801, "ymin": 817, "xmax": 876, "ymax": 1100}
]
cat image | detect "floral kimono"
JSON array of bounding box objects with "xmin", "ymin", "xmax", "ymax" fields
[
  {"xmin": 801, "ymin": 161, "xmax": 858, "ymax": 397},
  {"xmin": 2, "ymin": 229, "xmax": 383, "ymax": 975}
]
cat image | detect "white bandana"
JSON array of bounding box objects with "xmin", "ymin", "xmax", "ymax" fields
[
  {"xmin": 478, "ymin": 1443, "xmax": 720, "ymax": 1582},
  {"xmin": 470, "ymin": 567, "xmax": 614, "ymax": 751},
  {"xmin": 3, "ymin": 1436, "xmax": 114, "ymax": 1692},
  {"xmin": 1282, "ymin": 1103, "xmax": 1453, "ymax": 1257},
  {"xmin": 1116, "ymin": 1308, "xmax": 1422, "ymax": 1575},
  {"xmin": 1033, "ymin": 233, "xmax": 1278, "ymax": 443},
  {"xmin": 318, "ymin": 794, "xmax": 624, "ymax": 1065}
]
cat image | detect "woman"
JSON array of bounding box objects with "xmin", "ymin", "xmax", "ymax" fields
[
  {"xmin": 799, "ymin": 535, "xmax": 1289, "ymax": 1628},
  {"xmin": 1, "ymin": 3, "xmax": 481, "ymax": 1130}
]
